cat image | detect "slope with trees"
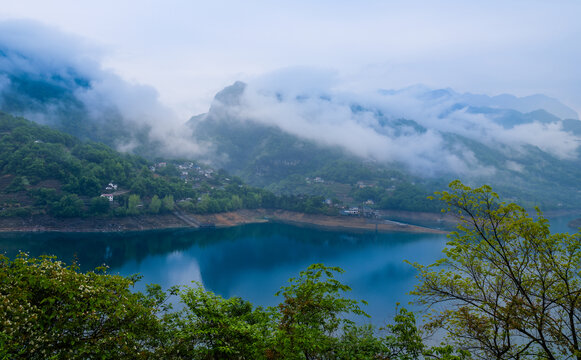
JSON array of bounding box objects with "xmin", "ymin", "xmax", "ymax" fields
[
  {"xmin": 0, "ymin": 254, "xmax": 467, "ymax": 359},
  {"xmin": 0, "ymin": 112, "xmax": 338, "ymax": 220}
]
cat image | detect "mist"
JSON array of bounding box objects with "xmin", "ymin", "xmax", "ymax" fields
[
  {"xmin": 209, "ymin": 67, "xmax": 581, "ymax": 177},
  {"xmin": 2, "ymin": 20, "xmax": 580, "ymax": 180},
  {"xmin": 0, "ymin": 20, "xmax": 204, "ymax": 158}
]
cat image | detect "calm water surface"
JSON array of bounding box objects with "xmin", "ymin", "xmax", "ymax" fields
[{"xmin": 1, "ymin": 216, "xmax": 577, "ymax": 325}]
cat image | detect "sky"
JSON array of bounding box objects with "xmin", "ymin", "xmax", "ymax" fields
[{"xmin": 1, "ymin": 0, "xmax": 580, "ymax": 119}]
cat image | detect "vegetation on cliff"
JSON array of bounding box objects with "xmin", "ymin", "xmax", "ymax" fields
[
  {"xmin": 0, "ymin": 112, "xmax": 337, "ymax": 219},
  {"xmin": 2, "ymin": 182, "xmax": 581, "ymax": 359}
]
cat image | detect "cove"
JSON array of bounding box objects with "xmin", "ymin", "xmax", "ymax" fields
[
  {"xmin": 0, "ymin": 223, "xmax": 448, "ymax": 325},
  {"xmin": 1, "ymin": 214, "xmax": 577, "ymax": 325}
]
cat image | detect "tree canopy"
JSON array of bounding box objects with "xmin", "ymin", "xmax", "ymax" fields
[
  {"xmin": 1, "ymin": 254, "xmax": 465, "ymax": 359},
  {"xmin": 412, "ymin": 180, "xmax": 581, "ymax": 359}
]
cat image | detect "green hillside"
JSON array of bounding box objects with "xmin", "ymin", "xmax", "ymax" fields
[
  {"xmin": 188, "ymin": 84, "xmax": 581, "ymax": 211},
  {"xmin": 0, "ymin": 112, "xmax": 339, "ymax": 218}
]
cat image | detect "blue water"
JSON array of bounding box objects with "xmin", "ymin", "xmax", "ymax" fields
[
  {"xmin": 0, "ymin": 223, "xmax": 447, "ymax": 325},
  {"xmin": 1, "ymin": 215, "xmax": 577, "ymax": 326}
]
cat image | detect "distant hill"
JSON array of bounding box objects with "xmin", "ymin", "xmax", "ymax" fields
[
  {"xmin": 0, "ymin": 112, "xmax": 340, "ymax": 219},
  {"xmin": 0, "ymin": 27, "xmax": 188, "ymax": 159},
  {"xmin": 188, "ymin": 82, "xmax": 581, "ymax": 210}
]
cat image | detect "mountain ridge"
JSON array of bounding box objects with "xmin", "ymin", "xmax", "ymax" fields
[{"xmin": 187, "ymin": 81, "xmax": 581, "ymax": 210}]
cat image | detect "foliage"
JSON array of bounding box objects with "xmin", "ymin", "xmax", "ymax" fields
[
  {"xmin": 127, "ymin": 194, "xmax": 141, "ymax": 215},
  {"xmin": 51, "ymin": 194, "xmax": 84, "ymax": 218},
  {"xmin": 89, "ymin": 196, "xmax": 110, "ymax": 214},
  {"xmin": 168, "ymin": 284, "xmax": 270, "ymax": 359},
  {"xmin": 0, "ymin": 253, "xmax": 168, "ymax": 359},
  {"xmin": 161, "ymin": 194, "xmax": 174, "ymax": 213},
  {"xmin": 350, "ymin": 181, "xmax": 441, "ymax": 212},
  {"xmin": 148, "ymin": 194, "xmax": 161, "ymax": 214},
  {"xmin": 412, "ymin": 180, "xmax": 581, "ymax": 359},
  {"xmin": 3, "ymin": 254, "xmax": 471, "ymax": 359},
  {"xmin": 268, "ymin": 263, "xmax": 370, "ymax": 359}
]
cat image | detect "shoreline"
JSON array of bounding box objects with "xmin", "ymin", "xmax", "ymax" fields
[{"xmin": 0, "ymin": 209, "xmax": 451, "ymax": 234}]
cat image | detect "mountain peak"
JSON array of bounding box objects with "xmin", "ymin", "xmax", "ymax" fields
[{"xmin": 213, "ymin": 81, "xmax": 246, "ymax": 107}]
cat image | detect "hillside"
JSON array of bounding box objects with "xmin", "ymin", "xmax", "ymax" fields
[
  {"xmin": 188, "ymin": 82, "xmax": 581, "ymax": 211},
  {"xmin": 0, "ymin": 112, "xmax": 346, "ymax": 222},
  {"xmin": 4, "ymin": 35, "xmax": 581, "ymax": 214},
  {"xmin": 0, "ymin": 111, "xmax": 191, "ymax": 218}
]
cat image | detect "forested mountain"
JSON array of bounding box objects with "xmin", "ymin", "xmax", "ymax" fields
[
  {"xmin": 188, "ymin": 82, "xmax": 581, "ymax": 210},
  {"xmin": 3, "ymin": 33, "xmax": 581, "ymax": 213},
  {"xmin": 0, "ymin": 112, "xmax": 186, "ymax": 217},
  {"xmin": 0, "ymin": 36, "xmax": 192, "ymax": 159},
  {"xmin": 0, "ymin": 112, "xmax": 339, "ymax": 218}
]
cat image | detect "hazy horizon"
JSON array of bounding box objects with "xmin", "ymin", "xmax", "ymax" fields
[{"xmin": 1, "ymin": 1, "xmax": 580, "ymax": 119}]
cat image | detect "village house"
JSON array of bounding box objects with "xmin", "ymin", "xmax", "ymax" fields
[
  {"xmin": 341, "ymin": 207, "xmax": 360, "ymax": 216},
  {"xmin": 100, "ymin": 194, "xmax": 114, "ymax": 202}
]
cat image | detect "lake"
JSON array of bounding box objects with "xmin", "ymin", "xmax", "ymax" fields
[{"xmin": 0, "ymin": 216, "xmax": 577, "ymax": 326}]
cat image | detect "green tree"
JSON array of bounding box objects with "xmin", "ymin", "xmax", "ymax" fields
[
  {"xmin": 161, "ymin": 195, "xmax": 174, "ymax": 213},
  {"xmin": 52, "ymin": 194, "xmax": 84, "ymax": 217},
  {"xmin": 412, "ymin": 180, "xmax": 581, "ymax": 359},
  {"xmin": 79, "ymin": 174, "xmax": 101, "ymax": 196},
  {"xmin": 149, "ymin": 195, "xmax": 162, "ymax": 214},
  {"xmin": 127, "ymin": 194, "xmax": 141, "ymax": 215},
  {"xmin": 6, "ymin": 176, "xmax": 29, "ymax": 192},
  {"xmin": 269, "ymin": 263, "xmax": 369, "ymax": 359},
  {"xmin": 168, "ymin": 284, "xmax": 270, "ymax": 359},
  {"xmin": 0, "ymin": 253, "xmax": 167, "ymax": 359},
  {"xmin": 230, "ymin": 194, "xmax": 243, "ymax": 210},
  {"xmin": 89, "ymin": 196, "xmax": 110, "ymax": 215}
]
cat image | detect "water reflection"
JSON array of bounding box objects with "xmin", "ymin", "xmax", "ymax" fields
[
  {"xmin": 0, "ymin": 223, "xmax": 449, "ymax": 325},
  {"xmin": 2, "ymin": 216, "xmax": 578, "ymax": 325}
]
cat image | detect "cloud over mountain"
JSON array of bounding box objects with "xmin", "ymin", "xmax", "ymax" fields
[
  {"xmin": 0, "ymin": 19, "xmax": 203, "ymax": 157},
  {"xmin": 202, "ymin": 67, "xmax": 581, "ymax": 177},
  {"xmin": 2, "ymin": 20, "xmax": 580, "ymax": 184}
]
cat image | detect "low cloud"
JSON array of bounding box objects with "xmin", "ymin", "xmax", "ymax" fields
[
  {"xmin": 219, "ymin": 67, "xmax": 580, "ymax": 177},
  {"xmin": 0, "ymin": 19, "xmax": 204, "ymax": 158},
  {"xmin": 2, "ymin": 21, "xmax": 579, "ymax": 178}
]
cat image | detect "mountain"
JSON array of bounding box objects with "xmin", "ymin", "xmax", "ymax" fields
[
  {"xmin": 0, "ymin": 112, "xmax": 344, "ymax": 220},
  {"xmin": 0, "ymin": 24, "xmax": 191, "ymax": 159},
  {"xmin": 3, "ymin": 23, "xmax": 580, "ymax": 211},
  {"xmin": 0, "ymin": 46, "xmax": 130, "ymax": 146},
  {"xmin": 188, "ymin": 82, "xmax": 581, "ymax": 210},
  {"xmin": 458, "ymin": 92, "xmax": 579, "ymax": 120}
]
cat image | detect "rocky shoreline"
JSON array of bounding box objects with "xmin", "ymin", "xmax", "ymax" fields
[{"xmin": 0, "ymin": 209, "xmax": 452, "ymax": 234}]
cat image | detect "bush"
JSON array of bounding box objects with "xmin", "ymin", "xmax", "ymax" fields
[
  {"xmin": 51, "ymin": 194, "xmax": 84, "ymax": 217},
  {"xmin": 0, "ymin": 253, "xmax": 168, "ymax": 359}
]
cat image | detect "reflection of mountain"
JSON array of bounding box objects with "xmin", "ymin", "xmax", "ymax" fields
[
  {"xmin": 0, "ymin": 223, "xmax": 433, "ymax": 279},
  {"xmin": 0, "ymin": 230, "xmax": 199, "ymax": 271},
  {"xmin": 0, "ymin": 223, "xmax": 445, "ymax": 325},
  {"xmin": 189, "ymin": 82, "xmax": 581, "ymax": 209}
]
